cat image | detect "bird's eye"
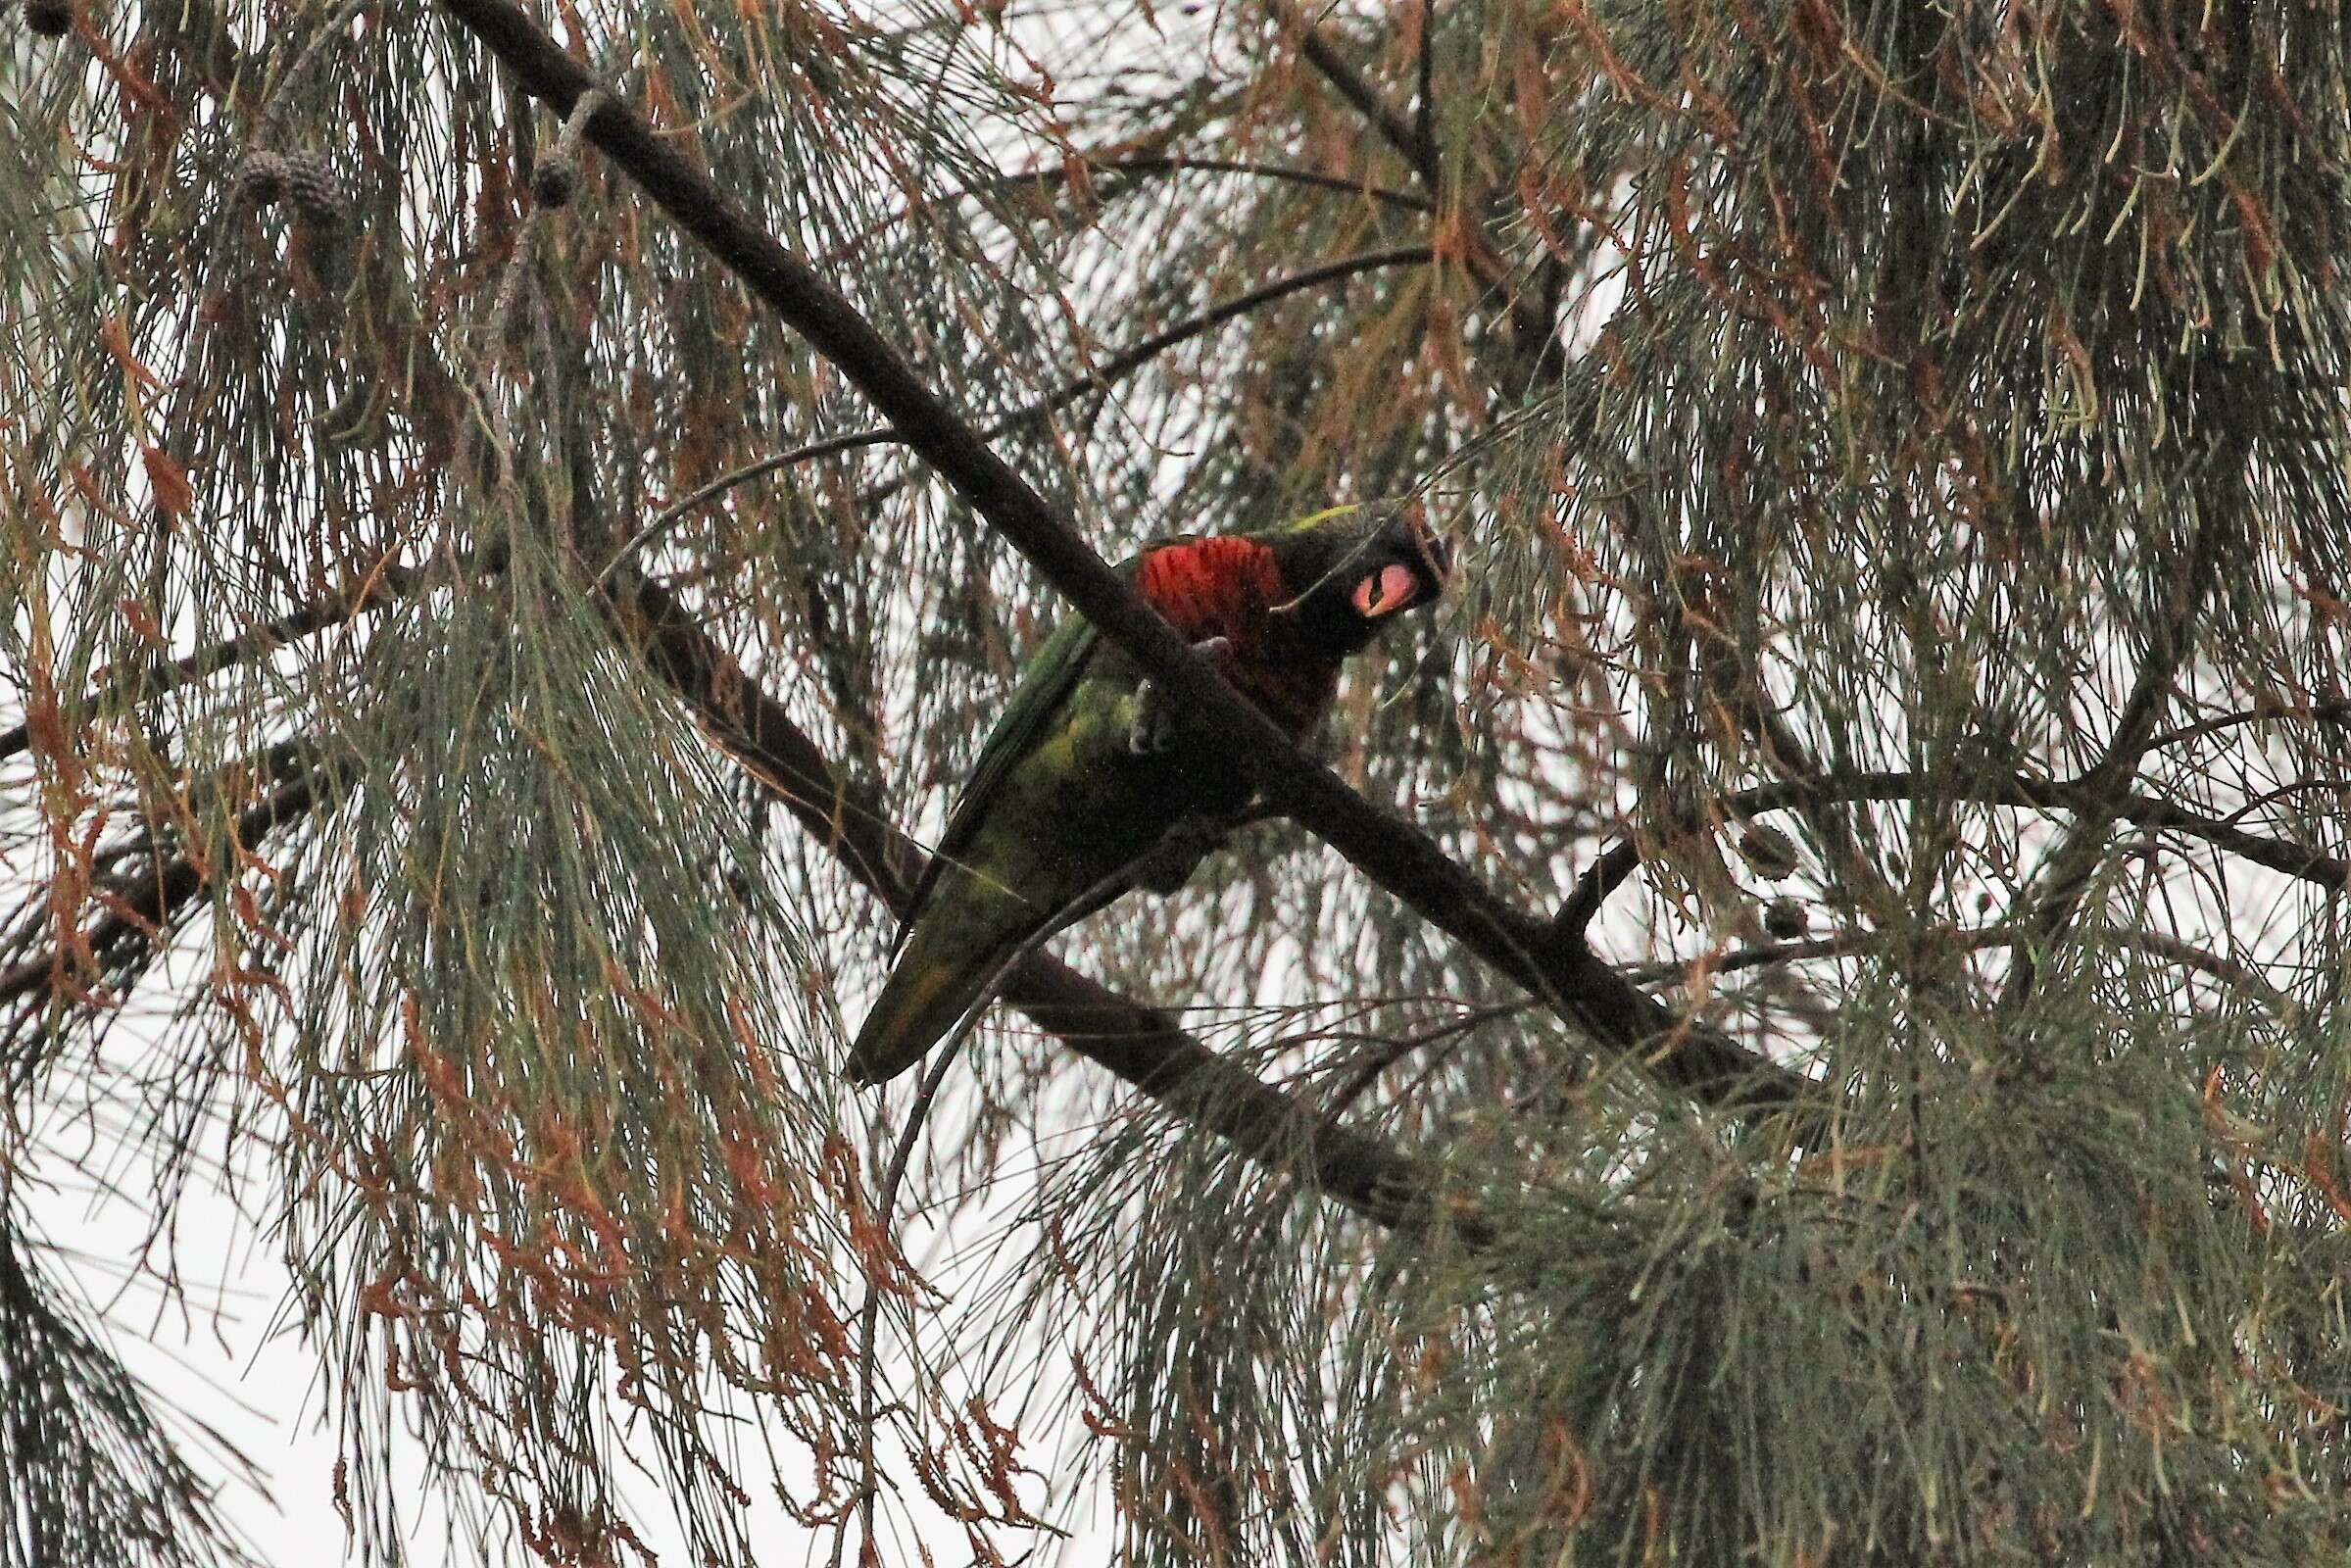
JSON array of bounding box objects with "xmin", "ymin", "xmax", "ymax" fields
[{"xmin": 1351, "ymin": 563, "xmax": 1420, "ymax": 618}]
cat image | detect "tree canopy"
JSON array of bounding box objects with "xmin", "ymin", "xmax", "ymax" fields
[{"xmin": 5, "ymin": 0, "xmax": 2351, "ymax": 1564}]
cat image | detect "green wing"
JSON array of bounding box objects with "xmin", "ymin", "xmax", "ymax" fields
[
  {"xmin": 897, "ymin": 544, "xmax": 1195, "ymax": 948},
  {"xmin": 894, "ymin": 612, "xmax": 1102, "ymax": 950}
]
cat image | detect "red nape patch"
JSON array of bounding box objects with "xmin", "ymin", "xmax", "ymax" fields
[
  {"xmin": 1136, "ymin": 537, "xmax": 1285, "ymax": 644},
  {"xmin": 1137, "ymin": 536, "xmax": 1338, "ymax": 735}
]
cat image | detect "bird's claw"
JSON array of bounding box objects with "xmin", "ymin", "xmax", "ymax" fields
[
  {"xmin": 1126, "ymin": 637, "xmax": 1235, "ymax": 756},
  {"xmin": 1126, "ymin": 695, "xmax": 1177, "ymax": 757}
]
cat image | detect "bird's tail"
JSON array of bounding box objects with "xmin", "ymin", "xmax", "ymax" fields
[{"xmin": 846, "ymin": 906, "xmax": 1027, "ymax": 1087}]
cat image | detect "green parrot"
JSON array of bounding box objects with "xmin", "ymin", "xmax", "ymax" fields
[{"xmin": 848, "ymin": 505, "xmax": 1452, "ymax": 1086}]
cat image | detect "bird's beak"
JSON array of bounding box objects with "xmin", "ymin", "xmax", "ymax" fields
[{"xmin": 1386, "ymin": 508, "xmax": 1452, "ymax": 600}]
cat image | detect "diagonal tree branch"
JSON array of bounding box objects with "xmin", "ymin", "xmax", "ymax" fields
[
  {"xmin": 607, "ymin": 576, "xmax": 1497, "ymax": 1244},
  {"xmin": 438, "ymin": 0, "xmax": 1813, "ymax": 1122},
  {"xmin": 1264, "ymin": 0, "xmax": 1441, "ymax": 187},
  {"xmin": 993, "ymin": 244, "xmax": 1438, "ymax": 429},
  {"xmin": 0, "ymin": 570, "xmax": 1507, "ymax": 1247}
]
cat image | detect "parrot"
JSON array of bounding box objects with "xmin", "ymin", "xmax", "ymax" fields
[{"xmin": 847, "ymin": 504, "xmax": 1452, "ymax": 1086}]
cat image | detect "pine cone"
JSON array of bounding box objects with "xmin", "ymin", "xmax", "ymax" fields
[
  {"xmin": 24, "ymin": 0, "xmax": 73, "ymax": 36},
  {"xmin": 237, "ymin": 151, "xmax": 292, "ymax": 207},
  {"xmin": 1737, "ymin": 824, "xmax": 1801, "ymax": 881},
  {"xmin": 530, "ymin": 155, "xmax": 580, "ymax": 209},
  {"xmin": 1762, "ymin": 899, "xmax": 1809, "ymax": 940},
  {"xmin": 279, "ymin": 152, "xmax": 345, "ymax": 225}
]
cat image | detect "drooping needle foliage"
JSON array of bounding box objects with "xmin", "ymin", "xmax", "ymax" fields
[{"xmin": 4, "ymin": 1, "xmax": 2350, "ymax": 1565}]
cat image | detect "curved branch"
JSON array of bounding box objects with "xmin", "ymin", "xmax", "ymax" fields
[
  {"xmin": 1557, "ymin": 769, "xmax": 2349, "ymax": 941},
  {"xmin": 603, "ymin": 244, "xmax": 1438, "ymax": 574},
  {"xmin": 983, "ymin": 153, "xmax": 1435, "ymax": 217},
  {"xmin": 443, "ymin": 0, "xmax": 1814, "ymax": 1124},
  {"xmin": 595, "ymin": 429, "xmax": 902, "ymax": 588},
  {"xmin": 995, "ymin": 244, "xmax": 1436, "ymax": 426},
  {"xmin": 2144, "ymin": 696, "xmax": 2351, "ymax": 754},
  {"xmin": 1558, "ymin": 840, "xmax": 1641, "ymax": 936}
]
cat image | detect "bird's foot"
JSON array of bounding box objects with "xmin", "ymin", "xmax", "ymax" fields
[{"xmin": 1126, "ymin": 637, "xmax": 1234, "ymax": 756}]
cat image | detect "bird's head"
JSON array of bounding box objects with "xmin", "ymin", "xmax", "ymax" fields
[{"xmin": 1261, "ymin": 504, "xmax": 1453, "ymax": 656}]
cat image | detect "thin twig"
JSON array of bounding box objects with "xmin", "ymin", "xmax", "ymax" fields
[
  {"xmin": 1261, "ymin": 3, "xmax": 1564, "ymax": 382},
  {"xmin": 599, "ymin": 244, "xmax": 1436, "ymax": 580},
  {"xmin": 2143, "ymin": 696, "xmax": 2351, "ymax": 754},
  {"xmin": 837, "ymin": 1038, "xmax": 965, "ymax": 1568},
  {"xmin": 255, "ymin": 0, "xmax": 372, "ymax": 133},
  {"xmin": 0, "ymin": 559, "xmax": 426, "ymax": 764},
  {"xmin": 592, "ymin": 430, "xmax": 899, "ymax": 589},
  {"xmin": 1622, "ymin": 923, "xmax": 2291, "ymax": 1012},
  {"xmin": 1555, "ymin": 770, "xmax": 2351, "ymax": 928},
  {"xmin": 808, "ymin": 151, "xmax": 1434, "ymax": 270}
]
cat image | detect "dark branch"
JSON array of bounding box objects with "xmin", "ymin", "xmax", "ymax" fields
[
  {"xmin": 997, "ymin": 244, "xmax": 1438, "ymax": 427},
  {"xmin": 1624, "ymin": 923, "xmax": 2288, "ymax": 1008},
  {"xmin": 0, "ymin": 563, "xmax": 422, "ymax": 764},
  {"xmin": 984, "ymin": 153, "xmax": 1436, "ymax": 216},
  {"xmin": 1261, "ymin": 0, "xmax": 1563, "ymax": 380},
  {"xmin": 1265, "ymin": 0, "xmax": 1441, "ymax": 186},
  {"xmin": 609, "ymin": 576, "xmax": 1494, "ymax": 1244},
  {"xmin": 441, "ymin": 0, "xmax": 1813, "ymax": 1122},
  {"xmin": 1555, "ymin": 769, "xmax": 2349, "ymax": 948},
  {"xmin": 0, "ymin": 569, "xmax": 1493, "ymax": 1244},
  {"xmin": 1996, "ymin": 505, "xmax": 2223, "ymax": 1009},
  {"xmin": 1557, "ymin": 839, "xmax": 1641, "ymax": 937},
  {"xmin": 2143, "ymin": 696, "xmax": 2351, "ymax": 754},
  {"xmin": 0, "ymin": 759, "xmax": 322, "ymax": 1020},
  {"xmin": 809, "ymin": 151, "xmax": 1435, "ymax": 270}
]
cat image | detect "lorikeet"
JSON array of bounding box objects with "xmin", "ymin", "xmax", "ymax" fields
[{"xmin": 848, "ymin": 506, "xmax": 1451, "ymax": 1086}]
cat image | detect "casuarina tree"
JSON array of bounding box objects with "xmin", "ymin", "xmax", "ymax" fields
[{"xmin": 4, "ymin": 1, "xmax": 2349, "ymax": 1564}]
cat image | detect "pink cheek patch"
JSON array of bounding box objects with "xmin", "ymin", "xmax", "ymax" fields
[{"xmin": 1352, "ymin": 562, "xmax": 1421, "ymax": 618}]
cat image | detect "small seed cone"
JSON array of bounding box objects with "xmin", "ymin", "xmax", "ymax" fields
[
  {"xmin": 530, "ymin": 156, "xmax": 580, "ymax": 209},
  {"xmin": 237, "ymin": 151, "xmax": 292, "ymax": 207},
  {"xmin": 280, "ymin": 152, "xmax": 346, "ymax": 225}
]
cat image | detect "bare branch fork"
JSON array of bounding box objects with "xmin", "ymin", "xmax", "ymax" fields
[{"xmin": 435, "ymin": 0, "xmax": 1810, "ymax": 1120}]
